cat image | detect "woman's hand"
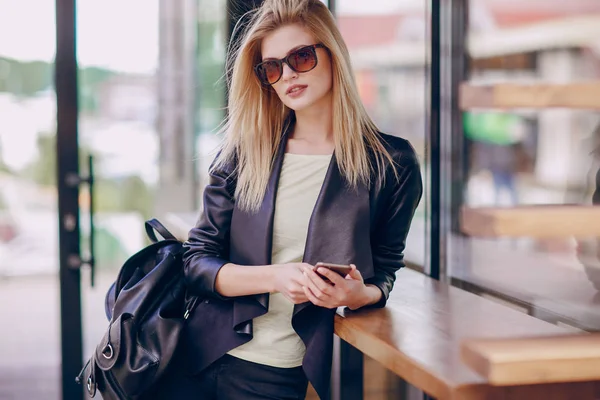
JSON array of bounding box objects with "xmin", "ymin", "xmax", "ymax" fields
[
  {"xmin": 301, "ymin": 264, "xmax": 374, "ymax": 310},
  {"xmin": 272, "ymin": 263, "xmax": 312, "ymax": 304}
]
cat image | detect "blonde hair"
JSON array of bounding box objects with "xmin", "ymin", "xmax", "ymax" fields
[{"xmin": 213, "ymin": 0, "xmax": 395, "ymax": 212}]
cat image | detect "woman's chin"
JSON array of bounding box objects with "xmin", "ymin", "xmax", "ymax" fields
[
  {"xmin": 284, "ymin": 96, "xmax": 323, "ymax": 113},
  {"xmin": 283, "ymin": 98, "xmax": 311, "ymax": 112}
]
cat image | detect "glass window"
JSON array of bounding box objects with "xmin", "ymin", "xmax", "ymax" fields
[
  {"xmin": 450, "ymin": 0, "xmax": 600, "ymax": 331},
  {"xmin": 0, "ymin": 1, "xmax": 60, "ymax": 398},
  {"xmin": 337, "ymin": 0, "xmax": 429, "ymax": 270}
]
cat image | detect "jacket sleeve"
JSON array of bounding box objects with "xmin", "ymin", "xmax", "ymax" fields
[
  {"xmin": 182, "ymin": 156, "xmax": 236, "ymax": 300},
  {"xmin": 364, "ymin": 151, "xmax": 423, "ymax": 308}
]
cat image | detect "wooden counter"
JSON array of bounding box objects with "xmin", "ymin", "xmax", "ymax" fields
[
  {"xmin": 461, "ymin": 334, "xmax": 600, "ymax": 386},
  {"xmin": 460, "ymin": 205, "xmax": 600, "ymax": 238},
  {"xmin": 334, "ymin": 269, "xmax": 596, "ymax": 399},
  {"xmin": 459, "ymin": 82, "xmax": 600, "ymax": 110}
]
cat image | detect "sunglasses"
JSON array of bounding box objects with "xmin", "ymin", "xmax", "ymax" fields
[{"xmin": 254, "ymin": 44, "xmax": 327, "ymax": 86}]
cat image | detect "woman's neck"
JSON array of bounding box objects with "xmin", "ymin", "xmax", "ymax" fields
[{"xmin": 291, "ymin": 97, "xmax": 333, "ymax": 145}]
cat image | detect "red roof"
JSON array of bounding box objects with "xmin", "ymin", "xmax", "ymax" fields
[
  {"xmin": 338, "ymin": 15, "xmax": 403, "ymax": 49},
  {"xmin": 487, "ymin": 0, "xmax": 600, "ymax": 27},
  {"xmin": 338, "ymin": 0, "xmax": 600, "ymax": 49}
]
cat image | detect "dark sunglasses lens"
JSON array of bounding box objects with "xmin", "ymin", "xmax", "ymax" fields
[
  {"xmin": 257, "ymin": 61, "xmax": 282, "ymax": 84},
  {"xmin": 289, "ymin": 48, "xmax": 317, "ymax": 72}
]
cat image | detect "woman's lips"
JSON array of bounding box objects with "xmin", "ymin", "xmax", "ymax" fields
[{"xmin": 286, "ymin": 85, "xmax": 307, "ymax": 98}]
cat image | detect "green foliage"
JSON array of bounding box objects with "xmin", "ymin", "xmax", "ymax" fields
[
  {"xmin": 0, "ymin": 58, "xmax": 52, "ymax": 97},
  {"xmin": 94, "ymin": 177, "xmax": 154, "ymax": 220},
  {"xmin": 196, "ymin": 18, "xmax": 227, "ymax": 133},
  {"xmin": 21, "ymin": 134, "xmax": 56, "ymax": 186},
  {"xmin": 18, "ymin": 133, "xmax": 89, "ymax": 186},
  {"xmin": 80, "ymin": 226, "xmax": 129, "ymax": 271},
  {"xmin": 92, "ymin": 226, "xmax": 129, "ymax": 270},
  {"xmin": 0, "ymin": 56, "xmax": 115, "ymax": 112},
  {"xmin": 79, "ymin": 66, "xmax": 116, "ymax": 113},
  {"xmin": 19, "ymin": 132, "xmax": 153, "ymax": 218},
  {"xmin": 80, "ymin": 66, "xmax": 115, "ymax": 87},
  {"xmin": 120, "ymin": 175, "xmax": 154, "ymax": 219},
  {"xmin": 0, "ymin": 153, "xmax": 11, "ymax": 174}
]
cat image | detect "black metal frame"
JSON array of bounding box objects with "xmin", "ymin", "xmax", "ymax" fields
[
  {"xmin": 429, "ymin": 0, "xmax": 442, "ymax": 282},
  {"xmin": 331, "ymin": 337, "xmax": 363, "ymax": 400},
  {"xmin": 55, "ymin": 0, "xmax": 84, "ymax": 398},
  {"xmin": 449, "ymin": 0, "xmax": 470, "ymax": 235},
  {"xmin": 328, "ymin": 0, "xmax": 336, "ymax": 16}
]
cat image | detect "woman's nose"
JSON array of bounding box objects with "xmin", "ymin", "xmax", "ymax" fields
[{"xmin": 281, "ymin": 62, "xmax": 298, "ymax": 81}]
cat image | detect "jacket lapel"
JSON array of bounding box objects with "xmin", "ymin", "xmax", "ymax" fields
[
  {"xmin": 231, "ymin": 116, "xmax": 374, "ymax": 322},
  {"xmin": 293, "ymin": 152, "xmax": 374, "ymax": 317},
  {"xmin": 229, "ymin": 119, "xmax": 292, "ymax": 330}
]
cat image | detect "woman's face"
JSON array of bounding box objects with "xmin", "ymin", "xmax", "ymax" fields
[{"xmin": 260, "ymin": 23, "xmax": 333, "ymax": 112}]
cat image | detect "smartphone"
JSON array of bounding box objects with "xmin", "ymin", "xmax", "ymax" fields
[{"xmin": 314, "ymin": 262, "xmax": 352, "ymax": 278}]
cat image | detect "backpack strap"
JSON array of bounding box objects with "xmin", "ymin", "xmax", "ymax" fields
[{"xmin": 145, "ymin": 219, "xmax": 177, "ymax": 243}]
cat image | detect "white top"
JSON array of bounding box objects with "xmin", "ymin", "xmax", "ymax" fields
[{"xmin": 227, "ymin": 153, "xmax": 332, "ymax": 368}]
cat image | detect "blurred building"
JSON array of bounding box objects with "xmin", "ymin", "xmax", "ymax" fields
[
  {"xmin": 345, "ymin": 0, "xmax": 600, "ymax": 199},
  {"xmin": 155, "ymin": 0, "xmax": 199, "ymax": 214}
]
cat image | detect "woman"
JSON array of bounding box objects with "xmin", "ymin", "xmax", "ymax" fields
[{"xmin": 160, "ymin": 0, "xmax": 423, "ymax": 399}]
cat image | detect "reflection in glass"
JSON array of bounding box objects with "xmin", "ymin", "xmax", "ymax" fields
[
  {"xmin": 338, "ymin": 0, "xmax": 428, "ymax": 267},
  {"xmin": 454, "ymin": 0, "xmax": 600, "ymax": 332}
]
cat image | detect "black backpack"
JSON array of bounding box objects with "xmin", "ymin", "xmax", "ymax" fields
[{"xmin": 76, "ymin": 219, "xmax": 198, "ymax": 399}]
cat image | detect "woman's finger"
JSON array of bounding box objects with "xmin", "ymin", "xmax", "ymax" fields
[
  {"xmin": 303, "ymin": 271, "xmax": 331, "ymax": 300},
  {"xmin": 303, "ymin": 286, "xmax": 324, "ymax": 307},
  {"xmin": 305, "ymin": 268, "xmax": 334, "ymax": 294},
  {"xmin": 315, "ymin": 267, "xmax": 345, "ymax": 286},
  {"xmin": 346, "ymin": 264, "xmax": 363, "ymax": 281}
]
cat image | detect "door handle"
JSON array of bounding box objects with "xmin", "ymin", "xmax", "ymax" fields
[{"xmin": 65, "ymin": 154, "xmax": 96, "ymax": 287}]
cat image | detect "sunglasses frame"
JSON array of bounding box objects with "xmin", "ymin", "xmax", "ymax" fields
[{"xmin": 254, "ymin": 44, "xmax": 327, "ymax": 86}]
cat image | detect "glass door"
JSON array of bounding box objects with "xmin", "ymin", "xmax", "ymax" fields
[
  {"xmin": 0, "ymin": 1, "xmax": 64, "ymax": 398},
  {"xmin": 75, "ymin": 2, "xmax": 163, "ymax": 398},
  {"xmin": 76, "ymin": 0, "xmax": 227, "ymax": 397}
]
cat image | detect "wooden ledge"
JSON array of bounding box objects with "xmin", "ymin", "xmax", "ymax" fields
[
  {"xmin": 460, "ymin": 205, "xmax": 600, "ymax": 238},
  {"xmin": 460, "ymin": 82, "xmax": 600, "ymax": 110},
  {"xmin": 461, "ymin": 334, "xmax": 600, "ymax": 386},
  {"xmin": 333, "ymin": 269, "xmax": 595, "ymax": 399}
]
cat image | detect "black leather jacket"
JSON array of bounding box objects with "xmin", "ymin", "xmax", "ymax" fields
[{"xmin": 180, "ymin": 121, "xmax": 423, "ymax": 399}]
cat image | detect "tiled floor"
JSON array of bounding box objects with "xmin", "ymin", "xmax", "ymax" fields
[
  {"xmin": 0, "ymin": 271, "xmax": 113, "ymax": 400},
  {"xmin": 0, "ymin": 367, "xmax": 61, "ymax": 400}
]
